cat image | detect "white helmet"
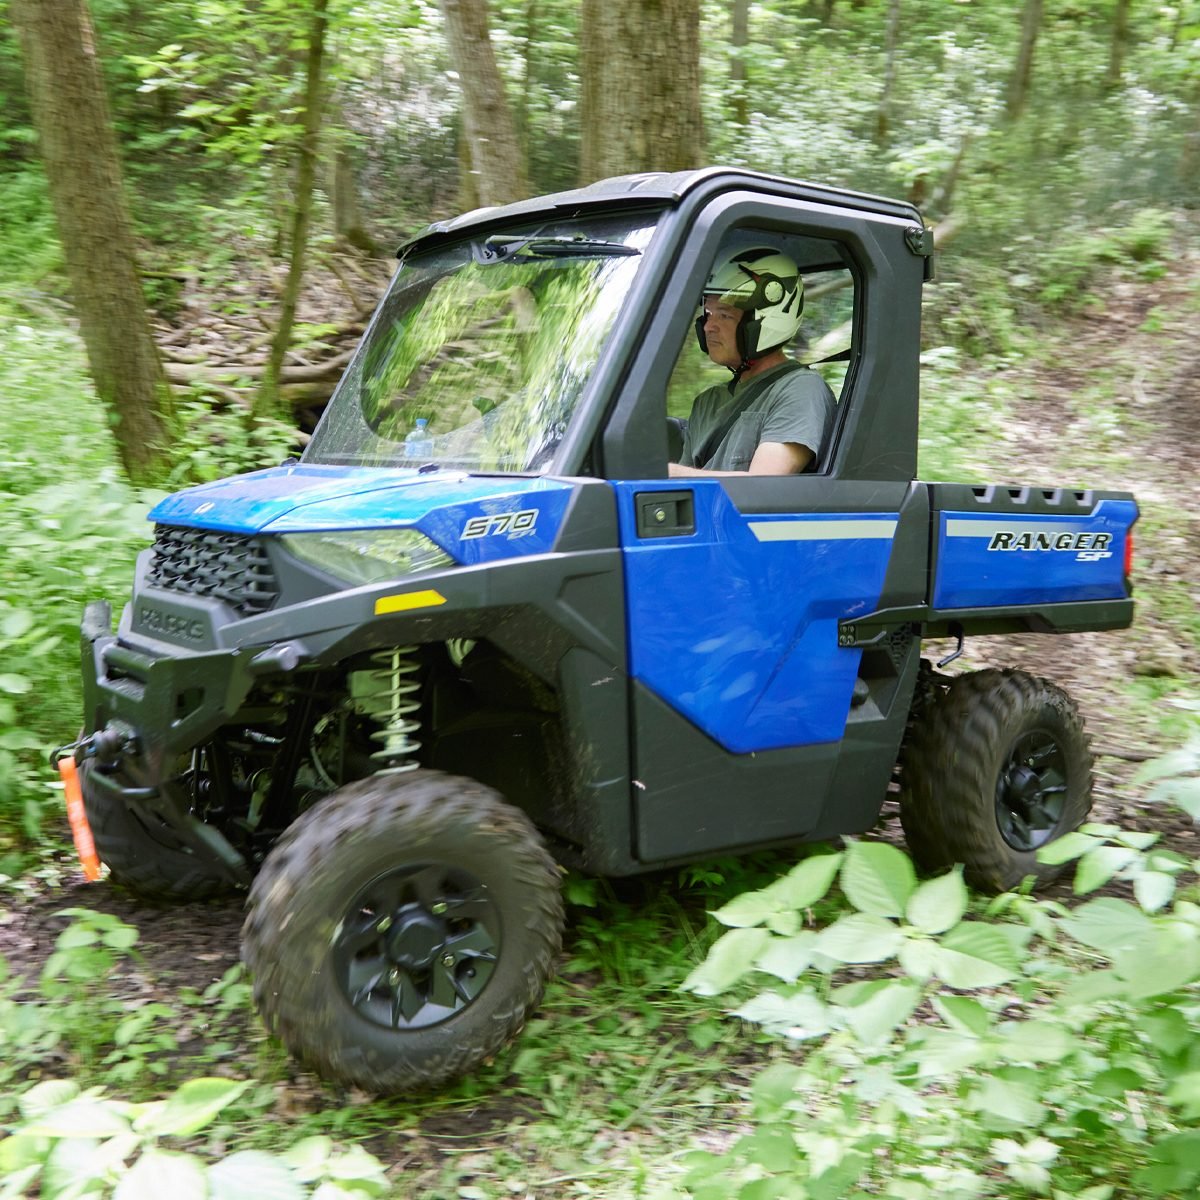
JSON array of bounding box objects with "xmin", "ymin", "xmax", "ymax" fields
[{"xmin": 696, "ymin": 247, "xmax": 804, "ymax": 360}]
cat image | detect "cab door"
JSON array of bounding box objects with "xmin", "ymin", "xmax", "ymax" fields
[{"xmin": 596, "ymin": 189, "xmax": 931, "ymax": 863}]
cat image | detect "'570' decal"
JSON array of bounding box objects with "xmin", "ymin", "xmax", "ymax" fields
[{"xmin": 461, "ymin": 509, "xmax": 539, "ymax": 539}]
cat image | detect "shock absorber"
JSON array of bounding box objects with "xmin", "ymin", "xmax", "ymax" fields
[{"xmin": 361, "ymin": 647, "xmax": 422, "ymax": 774}]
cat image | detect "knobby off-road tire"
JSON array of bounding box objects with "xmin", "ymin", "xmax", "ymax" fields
[
  {"xmin": 898, "ymin": 668, "xmax": 1093, "ymax": 893},
  {"xmin": 242, "ymin": 769, "xmax": 564, "ymax": 1094},
  {"xmin": 79, "ymin": 762, "xmax": 232, "ymax": 901}
]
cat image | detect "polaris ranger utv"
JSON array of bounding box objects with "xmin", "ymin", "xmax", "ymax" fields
[{"xmin": 68, "ymin": 168, "xmax": 1137, "ymax": 1093}]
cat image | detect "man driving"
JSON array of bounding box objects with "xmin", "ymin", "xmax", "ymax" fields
[{"xmin": 669, "ymin": 247, "xmax": 835, "ymax": 477}]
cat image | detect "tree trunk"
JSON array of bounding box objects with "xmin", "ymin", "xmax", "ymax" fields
[
  {"xmin": 1105, "ymin": 0, "xmax": 1132, "ymax": 92},
  {"xmin": 874, "ymin": 0, "xmax": 902, "ymax": 145},
  {"xmin": 329, "ymin": 99, "xmax": 379, "ymax": 254},
  {"xmin": 1005, "ymin": 0, "xmax": 1043, "ymax": 120},
  {"xmin": 439, "ymin": 0, "xmax": 529, "ymax": 207},
  {"xmin": 10, "ymin": 0, "xmax": 173, "ymax": 486},
  {"xmin": 730, "ymin": 0, "xmax": 750, "ymax": 131},
  {"xmin": 579, "ymin": 0, "xmax": 704, "ymax": 183},
  {"xmin": 260, "ymin": 0, "xmax": 329, "ymax": 419}
]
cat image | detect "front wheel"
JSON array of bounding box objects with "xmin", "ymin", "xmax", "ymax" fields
[
  {"xmin": 242, "ymin": 770, "xmax": 564, "ymax": 1093},
  {"xmin": 898, "ymin": 668, "xmax": 1093, "ymax": 893}
]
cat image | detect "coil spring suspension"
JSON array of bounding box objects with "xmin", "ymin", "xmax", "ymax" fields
[{"xmin": 364, "ymin": 647, "xmax": 421, "ymax": 773}]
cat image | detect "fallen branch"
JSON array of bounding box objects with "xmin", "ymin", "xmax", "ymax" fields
[{"xmin": 163, "ymin": 347, "xmax": 354, "ymax": 386}]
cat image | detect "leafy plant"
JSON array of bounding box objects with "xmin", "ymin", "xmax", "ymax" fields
[
  {"xmin": 676, "ymin": 831, "xmax": 1200, "ymax": 1198},
  {"xmin": 0, "ymin": 1076, "xmax": 389, "ymax": 1199}
]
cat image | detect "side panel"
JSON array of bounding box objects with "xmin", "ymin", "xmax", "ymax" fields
[{"xmin": 932, "ymin": 491, "xmax": 1137, "ymax": 610}]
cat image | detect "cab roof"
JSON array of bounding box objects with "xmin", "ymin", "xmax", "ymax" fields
[{"xmin": 399, "ymin": 167, "xmax": 925, "ymax": 258}]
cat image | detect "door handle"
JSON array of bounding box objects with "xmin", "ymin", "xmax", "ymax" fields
[{"xmin": 635, "ymin": 490, "xmax": 695, "ymax": 538}]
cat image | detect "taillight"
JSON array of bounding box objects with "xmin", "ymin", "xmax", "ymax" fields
[{"xmin": 1124, "ymin": 528, "xmax": 1135, "ymax": 577}]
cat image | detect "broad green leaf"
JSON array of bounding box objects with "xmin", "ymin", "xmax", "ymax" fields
[
  {"xmin": 834, "ymin": 978, "xmax": 921, "ymax": 1045},
  {"xmin": 1, "ymin": 609, "xmax": 34, "ymax": 639},
  {"xmin": 733, "ymin": 1126, "xmax": 797, "ymax": 1174},
  {"xmin": 765, "ymin": 908, "xmax": 801, "ymax": 936},
  {"xmin": 0, "ymin": 673, "xmax": 31, "ymax": 694},
  {"xmin": 19, "ymin": 1080, "xmax": 80, "ymax": 1119},
  {"xmin": 932, "ymin": 994, "xmax": 993, "ymax": 1037},
  {"xmin": 905, "ymin": 867, "xmax": 968, "ymax": 934},
  {"xmin": 682, "ymin": 927, "xmax": 770, "ymax": 996},
  {"xmin": 1150, "ymin": 776, "xmax": 1200, "ymax": 820},
  {"xmin": 767, "ymin": 852, "xmax": 843, "ymax": 909},
  {"xmin": 311, "ymin": 1185, "xmax": 377, "ymax": 1200},
  {"xmin": 1092, "ymin": 1067, "xmax": 1151, "ymax": 1097},
  {"xmin": 42, "ymin": 1137, "xmax": 102, "ymax": 1199},
  {"xmin": 1059, "ymin": 968, "xmax": 1124, "ymax": 1007},
  {"xmin": 279, "ymin": 1136, "xmax": 333, "ymax": 1181},
  {"xmin": 0, "ymin": 1164, "xmax": 41, "ymax": 1200},
  {"xmin": 935, "ymin": 923, "xmax": 1023, "ymax": 988},
  {"xmin": 24, "ymin": 1100, "xmax": 130, "ymax": 1139},
  {"xmin": 732, "ymin": 989, "xmax": 832, "ymax": 1040},
  {"xmin": 933, "ymin": 944, "xmax": 1016, "ymax": 990},
  {"xmin": 114, "ymin": 1150, "xmax": 207, "ymax": 1200},
  {"xmin": 324, "ymin": 1144, "xmax": 388, "ymax": 1192},
  {"xmin": 1167, "ymin": 1073, "xmax": 1200, "ymax": 1120},
  {"xmin": 907, "ymin": 1027, "xmax": 988, "ymax": 1080},
  {"xmin": 755, "ymin": 931, "xmax": 818, "ymax": 984},
  {"xmin": 1114, "ymin": 936, "xmax": 1200, "ymax": 1001},
  {"xmin": 1138, "ymin": 1008, "xmax": 1190, "ymax": 1056},
  {"xmin": 208, "ymin": 1151, "xmax": 303, "ymax": 1200},
  {"xmin": 898, "ymin": 937, "xmax": 939, "ymax": 982},
  {"xmin": 134, "ymin": 1078, "xmax": 249, "ymax": 1138},
  {"xmin": 751, "ymin": 1063, "xmax": 805, "ymax": 1117},
  {"xmin": 0, "ymin": 1133, "xmax": 49, "ymax": 1173},
  {"xmin": 967, "ymin": 1076, "xmax": 1046, "ymax": 1130},
  {"xmin": 815, "ymin": 913, "xmax": 903, "ymax": 964},
  {"xmin": 1115, "ymin": 829, "xmax": 1161, "ymax": 850},
  {"xmin": 840, "ymin": 841, "xmax": 916, "ymax": 917},
  {"xmin": 1135, "ymin": 747, "xmax": 1199, "ymax": 785},
  {"xmin": 711, "ymin": 891, "xmax": 779, "ymax": 929},
  {"xmin": 1035, "ymin": 830, "xmax": 1097, "ymax": 866},
  {"xmin": 1134, "ymin": 870, "xmax": 1176, "ymax": 913},
  {"xmin": 1074, "ymin": 845, "xmax": 1139, "ymax": 894},
  {"xmin": 996, "ymin": 1020, "xmax": 1074, "ymax": 1063},
  {"xmin": 1062, "ymin": 898, "xmax": 1153, "ymax": 955}
]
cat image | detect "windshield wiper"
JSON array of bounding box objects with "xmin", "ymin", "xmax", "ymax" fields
[{"xmin": 480, "ymin": 234, "xmax": 641, "ymax": 262}]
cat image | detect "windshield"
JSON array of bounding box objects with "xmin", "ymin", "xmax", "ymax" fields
[{"xmin": 304, "ymin": 214, "xmax": 659, "ymax": 473}]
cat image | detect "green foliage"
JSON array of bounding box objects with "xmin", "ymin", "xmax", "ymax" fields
[
  {"xmin": 0, "ymin": 1075, "xmax": 388, "ymax": 1199},
  {"xmin": 1136, "ymin": 698, "xmax": 1200, "ymax": 820},
  {"xmin": 676, "ymin": 713, "xmax": 1200, "ymax": 1198},
  {"xmin": 166, "ymin": 397, "xmax": 298, "ymax": 486},
  {"xmin": 1035, "ymin": 210, "xmax": 1174, "ymax": 312}
]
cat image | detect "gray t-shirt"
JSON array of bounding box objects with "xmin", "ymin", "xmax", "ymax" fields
[{"xmin": 679, "ymin": 363, "xmax": 836, "ymax": 472}]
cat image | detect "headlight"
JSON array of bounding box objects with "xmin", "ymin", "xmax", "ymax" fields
[{"xmin": 280, "ymin": 530, "xmax": 454, "ymax": 586}]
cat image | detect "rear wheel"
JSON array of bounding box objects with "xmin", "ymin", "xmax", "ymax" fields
[
  {"xmin": 898, "ymin": 668, "xmax": 1093, "ymax": 892},
  {"xmin": 242, "ymin": 769, "xmax": 563, "ymax": 1093}
]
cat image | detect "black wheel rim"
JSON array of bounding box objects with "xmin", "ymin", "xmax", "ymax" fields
[
  {"xmin": 330, "ymin": 863, "xmax": 500, "ymax": 1030},
  {"xmin": 994, "ymin": 729, "xmax": 1069, "ymax": 851}
]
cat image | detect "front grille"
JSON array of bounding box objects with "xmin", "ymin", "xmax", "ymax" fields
[{"xmin": 147, "ymin": 526, "xmax": 279, "ymax": 617}]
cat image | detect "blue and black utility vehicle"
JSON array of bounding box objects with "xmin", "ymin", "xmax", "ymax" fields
[{"xmin": 68, "ymin": 169, "xmax": 1138, "ymax": 1093}]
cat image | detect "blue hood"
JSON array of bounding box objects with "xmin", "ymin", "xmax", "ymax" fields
[{"xmin": 149, "ymin": 465, "xmax": 578, "ymax": 564}]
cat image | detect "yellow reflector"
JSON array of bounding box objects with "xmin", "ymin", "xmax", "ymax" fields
[{"xmin": 374, "ymin": 589, "xmax": 447, "ymax": 615}]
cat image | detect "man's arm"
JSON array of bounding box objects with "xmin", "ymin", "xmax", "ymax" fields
[{"xmin": 668, "ymin": 439, "xmax": 813, "ymax": 477}]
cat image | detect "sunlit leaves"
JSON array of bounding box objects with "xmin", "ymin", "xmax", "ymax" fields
[
  {"xmin": 905, "ymin": 866, "xmax": 968, "ymax": 934},
  {"xmin": 840, "ymin": 841, "xmax": 915, "ymax": 917},
  {"xmin": 682, "ymin": 927, "xmax": 770, "ymax": 996}
]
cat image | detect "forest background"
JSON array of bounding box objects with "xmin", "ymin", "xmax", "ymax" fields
[{"xmin": 0, "ymin": 1, "xmax": 1199, "ymax": 1198}]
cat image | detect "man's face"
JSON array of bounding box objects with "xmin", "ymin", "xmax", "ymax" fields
[{"xmin": 701, "ymin": 297, "xmax": 744, "ymax": 369}]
